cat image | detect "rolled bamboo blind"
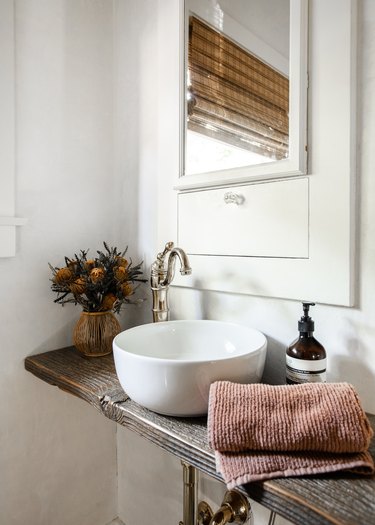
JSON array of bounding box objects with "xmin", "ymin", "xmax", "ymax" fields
[{"xmin": 188, "ymin": 16, "xmax": 289, "ymax": 160}]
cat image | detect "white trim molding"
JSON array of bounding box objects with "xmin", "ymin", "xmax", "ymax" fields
[{"xmin": 0, "ymin": 0, "xmax": 27, "ymax": 257}]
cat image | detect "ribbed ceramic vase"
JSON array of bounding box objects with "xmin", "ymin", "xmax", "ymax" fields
[{"xmin": 73, "ymin": 311, "xmax": 121, "ymax": 357}]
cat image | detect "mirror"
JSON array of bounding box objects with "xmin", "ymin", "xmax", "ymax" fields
[{"xmin": 178, "ymin": 0, "xmax": 307, "ymax": 190}]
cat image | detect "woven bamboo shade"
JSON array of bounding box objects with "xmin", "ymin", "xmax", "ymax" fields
[{"xmin": 188, "ymin": 16, "xmax": 289, "ymax": 160}]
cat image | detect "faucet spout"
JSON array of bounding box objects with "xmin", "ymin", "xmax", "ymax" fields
[
  {"xmin": 163, "ymin": 247, "xmax": 192, "ymax": 286},
  {"xmin": 151, "ymin": 242, "xmax": 191, "ymax": 323}
]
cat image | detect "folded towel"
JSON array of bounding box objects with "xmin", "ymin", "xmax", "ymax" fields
[
  {"xmin": 208, "ymin": 381, "xmax": 374, "ymax": 488},
  {"xmin": 215, "ymin": 449, "xmax": 374, "ymax": 487},
  {"xmin": 209, "ymin": 382, "xmax": 373, "ymax": 453}
]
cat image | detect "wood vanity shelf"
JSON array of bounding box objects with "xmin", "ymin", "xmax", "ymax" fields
[{"xmin": 25, "ymin": 347, "xmax": 375, "ymax": 525}]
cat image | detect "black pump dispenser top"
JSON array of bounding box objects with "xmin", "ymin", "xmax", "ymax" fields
[{"xmin": 298, "ymin": 302, "xmax": 315, "ymax": 333}]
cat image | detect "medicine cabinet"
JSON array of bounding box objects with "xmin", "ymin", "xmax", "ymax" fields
[{"xmin": 158, "ymin": 0, "xmax": 356, "ymax": 306}]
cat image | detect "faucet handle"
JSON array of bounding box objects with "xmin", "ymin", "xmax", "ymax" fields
[
  {"xmin": 201, "ymin": 491, "xmax": 251, "ymax": 525},
  {"xmin": 156, "ymin": 241, "xmax": 174, "ymax": 265},
  {"xmin": 151, "ymin": 242, "xmax": 175, "ymax": 278}
]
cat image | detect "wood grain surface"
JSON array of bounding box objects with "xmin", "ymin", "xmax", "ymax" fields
[{"xmin": 25, "ymin": 347, "xmax": 375, "ymax": 525}]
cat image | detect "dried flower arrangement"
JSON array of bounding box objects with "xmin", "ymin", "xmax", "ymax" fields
[{"xmin": 49, "ymin": 242, "xmax": 147, "ymax": 313}]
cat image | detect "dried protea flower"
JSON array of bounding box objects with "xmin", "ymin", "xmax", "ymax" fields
[
  {"xmin": 114, "ymin": 266, "xmax": 128, "ymax": 282},
  {"xmin": 70, "ymin": 277, "xmax": 86, "ymax": 295},
  {"xmin": 54, "ymin": 267, "xmax": 73, "ymax": 284},
  {"xmin": 121, "ymin": 282, "xmax": 133, "ymax": 297},
  {"xmin": 67, "ymin": 259, "xmax": 78, "ymax": 270},
  {"xmin": 101, "ymin": 293, "xmax": 117, "ymax": 311},
  {"xmin": 85, "ymin": 259, "xmax": 95, "ymax": 271},
  {"xmin": 50, "ymin": 242, "xmax": 146, "ymax": 312},
  {"xmin": 90, "ymin": 267, "xmax": 105, "ymax": 283},
  {"xmin": 116, "ymin": 256, "xmax": 128, "ymax": 268}
]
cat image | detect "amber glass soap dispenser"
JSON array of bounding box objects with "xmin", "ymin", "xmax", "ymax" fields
[{"xmin": 286, "ymin": 302, "xmax": 327, "ymax": 384}]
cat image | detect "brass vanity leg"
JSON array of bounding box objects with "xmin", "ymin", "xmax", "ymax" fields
[{"xmin": 180, "ymin": 462, "xmax": 197, "ymax": 525}]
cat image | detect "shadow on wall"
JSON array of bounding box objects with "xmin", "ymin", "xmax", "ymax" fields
[
  {"xmin": 330, "ymin": 337, "xmax": 375, "ymax": 404},
  {"xmin": 188, "ymin": 279, "xmax": 290, "ymax": 386},
  {"xmin": 186, "ymin": 277, "xmax": 268, "ymax": 321},
  {"xmin": 30, "ymin": 318, "xmax": 76, "ymax": 356},
  {"xmin": 123, "ymin": 293, "xmax": 153, "ymax": 329},
  {"xmin": 261, "ymin": 335, "xmax": 287, "ymax": 385},
  {"xmin": 170, "ymin": 282, "xmax": 289, "ymax": 385}
]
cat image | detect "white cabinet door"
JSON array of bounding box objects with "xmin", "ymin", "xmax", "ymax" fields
[{"xmin": 178, "ymin": 178, "xmax": 309, "ymax": 258}]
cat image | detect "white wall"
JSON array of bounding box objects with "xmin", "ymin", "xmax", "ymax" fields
[
  {"xmin": 2, "ymin": 1, "xmax": 374, "ymax": 525},
  {"xmin": 0, "ymin": 1, "xmax": 118, "ymax": 524},
  {"xmin": 116, "ymin": 1, "xmax": 375, "ymax": 524},
  {"xmin": 112, "ymin": 0, "xmax": 159, "ymax": 320}
]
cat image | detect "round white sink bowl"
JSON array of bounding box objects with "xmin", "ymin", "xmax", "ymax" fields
[{"xmin": 113, "ymin": 320, "xmax": 267, "ymax": 417}]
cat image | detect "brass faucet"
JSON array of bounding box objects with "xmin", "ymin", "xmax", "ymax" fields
[{"xmin": 151, "ymin": 242, "xmax": 192, "ymax": 323}]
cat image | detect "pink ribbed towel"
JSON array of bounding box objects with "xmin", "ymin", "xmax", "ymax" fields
[{"xmin": 208, "ymin": 382, "xmax": 374, "ymax": 488}]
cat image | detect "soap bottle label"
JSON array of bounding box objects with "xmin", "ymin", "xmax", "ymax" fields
[{"xmin": 286, "ymin": 355, "xmax": 327, "ymax": 384}]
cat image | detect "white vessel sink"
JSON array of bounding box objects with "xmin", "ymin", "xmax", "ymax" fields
[{"xmin": 113, "ymin": 320, "xmax": 267, "ymax": 417}]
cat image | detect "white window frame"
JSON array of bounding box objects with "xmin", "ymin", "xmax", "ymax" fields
[{"xmin": 175, "ymin": 0, "xmax": 308, "ymax": 191}]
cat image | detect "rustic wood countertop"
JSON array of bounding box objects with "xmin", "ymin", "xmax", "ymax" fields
[{"xmin": 25, "ymin": 347, "xmax": 375, "ymax": 525}]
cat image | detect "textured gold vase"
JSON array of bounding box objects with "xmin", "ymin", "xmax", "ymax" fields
[{"xmin": 73, "ymin": 311, "xmax": 121, "ymax": 357}]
